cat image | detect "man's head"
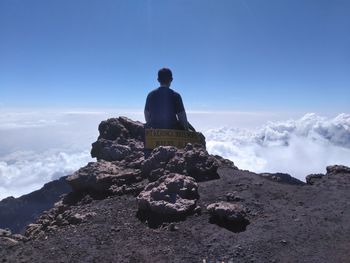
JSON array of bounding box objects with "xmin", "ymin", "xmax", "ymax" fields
[{"xmin": 158, "ymin": 68, "xmax": 173, "ymax": 86}]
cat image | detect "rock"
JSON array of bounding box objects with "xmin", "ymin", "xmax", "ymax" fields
[
  {"xmin": 226, "ymin": 192, "xmax": 244, "ymax": 201},
  {"xmin": 259, "ymin": 173, "xmax": 305, "ymax": 185},
  {"xmin": 91, "ymin": 117, "xmax": 145, "ymax": 161},
  {"xmin": 0, "ymin": 228, "xmax": 26, "ymax": 247},
  {"xmin": 91, "ymin": 139, "xmax": 131, "ymax": 161},
  {"xmin": 117, "ymin": 116, "xmax": 144, "ymax": 140},
  {"xmin": 0, "ymin": 237, "xmax": 18, "ymax": 247},
  {"xmin": 67, "ymin": 161, "xmax": 143, "ymax": 195},
  {"xmin": 213, "ymin": 155, "xmax": 238, "ymax": 169},
  {"xmin": 25, "ymin": 224, "xmax": 43, "ymax": 238},
  {"xmin": 0, "ymin": 228, "xmax": 11, "ymax": 237},
  {"xmin": 141, "ymin": 146, "xmax": 177, "ymax": 176},
  {"xmin": 306, "ymin": 174, "xmax": 324, "ymax": 185},
  {"xmin": 0, "ymin": 176, "xmax": 71, "ymax": 234},
  {"xmin": 207, "ymin": 202, "xmax": 250, "ymax": 232},
  {"xmin": 182, "ymin": 144, "xmax": 219, "ymax": 181},
  {"xmin": 142, "ymin": 144, "xmax": 219, "ymax": 182},
  {"xmin": 326, "ymin": 165, "xmax": 350, "ymax": 175},
  {"xmin": 137, "ymin": 173, "xmax": 199, "ymax": 216},
  {"xmin": 97, "ymin": 118, "xmax": 129, "ymax": 140},
  {"xmin": 207, "ymin": 202, "xmax": 247, "ymax": 223}
]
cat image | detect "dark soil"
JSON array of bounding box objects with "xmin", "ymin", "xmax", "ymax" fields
[{"xmin": 1, "ymin": 167, "xmax": 350, "ymax": 263}]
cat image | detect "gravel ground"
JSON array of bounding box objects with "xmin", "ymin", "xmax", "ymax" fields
[{"xmin": 1, "ymin": 167, "xmax": 350, "ymax": 263}]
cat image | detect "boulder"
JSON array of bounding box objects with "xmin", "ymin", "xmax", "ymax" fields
[
  {"xmin": 137, "ymin": 173, "xmax": 199, "ymax": 216},
  {"xmin": 207, "ymin": 202, "xmax": 249, "ymax": 232},
  {"xmin": 0, "ymin": 228, "xmax": 26, "ymax": 247},
  {"xmin": 91, "ymin": 139, "xmax": 131, "ymax": 161},
  {"xmin": 182, "ymin": 144, "xmax": 219, "ymax": 181},
  {"xmin": 141, "ymin": 144, "xmax": 220, "ymax": 182},
  {"xmin": 97, "ymin": 118, "xmax": 129, "ymax": 140},
  {"xmin": 118, "ymin": 116, "xmax": 144, "ymax": 140},
  {"xmin": 207, "ymin": 202, "xmax": 247, "ymax": 223},
  {"xmin": 0, "ymin": 176, "xmax": 71, "ymax": 234},
  {"xmin": 260, "ymin": 173, "xmax": 305, "ymax": 185},
  {"xmin": 306, "ymin": 174, "xmax": 324, "ymax": 185},
  {"xmin": 67, "ymin": 161, "xmax": 143, "ymax": 195},
  {"xmin": 326, "ymin": 165, "xmax": 350, "ymax": 175},
  {"xmin": 91, "ymin": 117, "xmax": 145, "ymax": 161}
]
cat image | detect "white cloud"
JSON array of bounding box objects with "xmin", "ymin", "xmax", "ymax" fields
[
  {"xmin": 0, "ymin": 109, "xmax": 349, "ymax": 200},
  {"xmin": 0, "ymin": 150, "xmax": 92, "ymax": 200},
  {"xmin": 205, "ymin": 113, "xmax": 350, "ymax": 180}
]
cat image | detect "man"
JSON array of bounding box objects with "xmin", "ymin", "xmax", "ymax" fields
[{"xmin": 144, "ymin": 68, "xmax": 189, "ymax": 130}]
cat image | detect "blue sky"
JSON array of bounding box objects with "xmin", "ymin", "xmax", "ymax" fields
[{"xmin": 1, "ymin": 0, "xmax": 349, "ymax": 112}]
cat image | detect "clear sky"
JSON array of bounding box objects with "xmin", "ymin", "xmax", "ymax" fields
[{"xmin": 1, "ymin": 0, "xmax": 349, "ymax": 112}]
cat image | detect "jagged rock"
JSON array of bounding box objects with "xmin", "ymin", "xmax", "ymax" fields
[
  {"xmin": 137, "ymin": 173, "xmax": 199, "ymax": 216},
  {"xmin": 326, "ymin": 165, "xmax": 350, "ymax": 174},
  {"xmin": 0, "ymin": 228, "xmax": 11, "ymax": 237},
  {"xmin": 306, "ymin": 174, "xmax": 324, "ymax": 185},
  {"xmin": 0, "ymin": 237, "xmax": 19, "ymax": 247},
  {"xmin": 67, "ymin": 161, "xmax": 143, "ymax": 195},
  {"xmin": 0, "ymin": 228, "xmax": 26, "ymax": 247},
  {"xmin": 118, "ymin": 116, "xmax": 144, "ymax": 140},
  {"xmin": 226, "ymin": 192, "xmax": 244, "ymax": 201},
  {"xmin": 182, "ymin": 144, "xmax": 219, "ymax": 181},
  {"xmin": 25, "ymin": 224, "xmax": 43, "ymax": 238},
  {"xmin": 0, "ymin": 176, "xmax": 71, "ymax": 234},
  {"xmin": 91, "ymin": 117, "xmax": 145, "ymax": 160},
  {"xmin": 207, "ymin": 202, "xmax": 247, "ymax": 223},
  {"xmin": 97, "ymin": 118, "xmax": 129, "ymax": 140},
  {"xmin": 91, "ymin": 139, "xmax": 131, "ymax": 161},
  {"xmin": 141, "ymin": 146, "xmax": 178, "ymax": 176},
  {"xmin": 213, "ymin": 155, "xmax": 238, "ymax": 169},
  {"xmin": 142, "ymin": 144, "xmax": 219, "ymax": 182},
  {"xmin": 259, "ymin": 173, "xmax": 305, "ymax": 185}
]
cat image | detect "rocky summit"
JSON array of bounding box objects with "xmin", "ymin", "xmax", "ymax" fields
[{"xmin": 1, "ymin": 117, "xmax": 350, "ymax": 263}]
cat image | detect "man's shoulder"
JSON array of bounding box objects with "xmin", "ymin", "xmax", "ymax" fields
[
  {"xmin": 170, "ymin": 89, "xmax": 182, "ymax": 101},
  {"xmin": 146, "ymin": 88, "xmax": 160, "ymax": 98}
]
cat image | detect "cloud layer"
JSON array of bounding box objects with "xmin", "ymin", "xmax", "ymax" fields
[
  {"xmin": 0, "ymin": 109, "xmax": 349, "ymax": 200},
  {"xmin": 205, "ymin": 113, "xmax": 350, "ymax": 180}
]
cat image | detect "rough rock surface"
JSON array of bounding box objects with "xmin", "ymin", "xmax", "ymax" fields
[
  {"xmin": 207, "ymin": 201, "xmax": 249, "ymax": 232},
  {"xmin": 0, "ymin": 176, "xmax": 71, "ymax": 234},
  {"xmin": 326, "ymin": 164, "xmax": 350, "ymax": 174},
  {"xmin": 142, "ymin": 145, "xmax": 220, "ymax": 182},
  {"xmin": 259, "ymin": 172, "xmax": 305, "ymax": 185},
  {"xmin": 0, "ymin": 228, "xmax": 26, "ymax": 249},
  {"xmin": 137, "ymin": 173, "xmax": 199, "ymax": 216},
  {"xmin": 207, "ymin": 202, "xmax": 247, "ymax": 222},
  {"xmin": 1, "ymin": 166, "xmax": 350, "ymax": 263},
  {"xmin": 67, "ymin": 161, "xmax": 143, "ymax": 195}
]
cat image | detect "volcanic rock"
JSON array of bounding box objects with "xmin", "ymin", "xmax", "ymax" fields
[
  {"xmin": 207, "ymin": 201, "xmax": 249, "ymax": 232},
  {"xmin": 67, "ymin": 161, "xmax": 143, "ymax": 195},
  {"xmin": 142, "ymin": 144, "xmax": 220, "ymax": 182},
  {"xmin": 259, "ymin": 172, "xmax": 305, "ymax": 185},
  {"xmin": 326, "ymin": 165, "xmax": 350, "ymax": 174},
  {"xmin": 207, "ymin": 202, "xmax": 247, "ymax": 222},
  {"xmin": 0, "ymin": 176, "xmax": 71, "ymax": 234},
  {"xmin": 137, "ymin": 173, "xmax": 199, "ymax": 216},
  {"xmin": 306, "ymin": 173, "xmax": 324, "ymax": 185}
]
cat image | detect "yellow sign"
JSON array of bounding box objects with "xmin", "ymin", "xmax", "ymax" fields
[{"xmin": 145, "ymin": 129, "xmax": 202, "ymax": 149}]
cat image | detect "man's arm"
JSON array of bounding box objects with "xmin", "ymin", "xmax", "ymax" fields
[
  {"xmin": 144, "ymin": 95, "xmax": 151, "ymax": 123},
  {"xmin": 144, "ymin": 109, "xmax": 151, "ymax": 123},
  {"xmin": 177, "ymin": 111, "xmax": 189, "ymax": 130},
  {"xmin": 174, "ymin": 93, "xmax": 189, "ymax": 130}
]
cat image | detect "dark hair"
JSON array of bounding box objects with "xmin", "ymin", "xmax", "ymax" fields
[{"xmin": 158, "ymin": 68, "xmax": 173, "ymax": 83}]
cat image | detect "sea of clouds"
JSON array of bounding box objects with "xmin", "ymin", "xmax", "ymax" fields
[{"xmin": 0, "ymin": 109, "xmax": 349, "ymax": 201}]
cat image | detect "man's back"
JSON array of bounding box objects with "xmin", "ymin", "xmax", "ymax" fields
[{"xmin": 144, "ymin": 87, "xmax": 185, "ymax": 129}]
